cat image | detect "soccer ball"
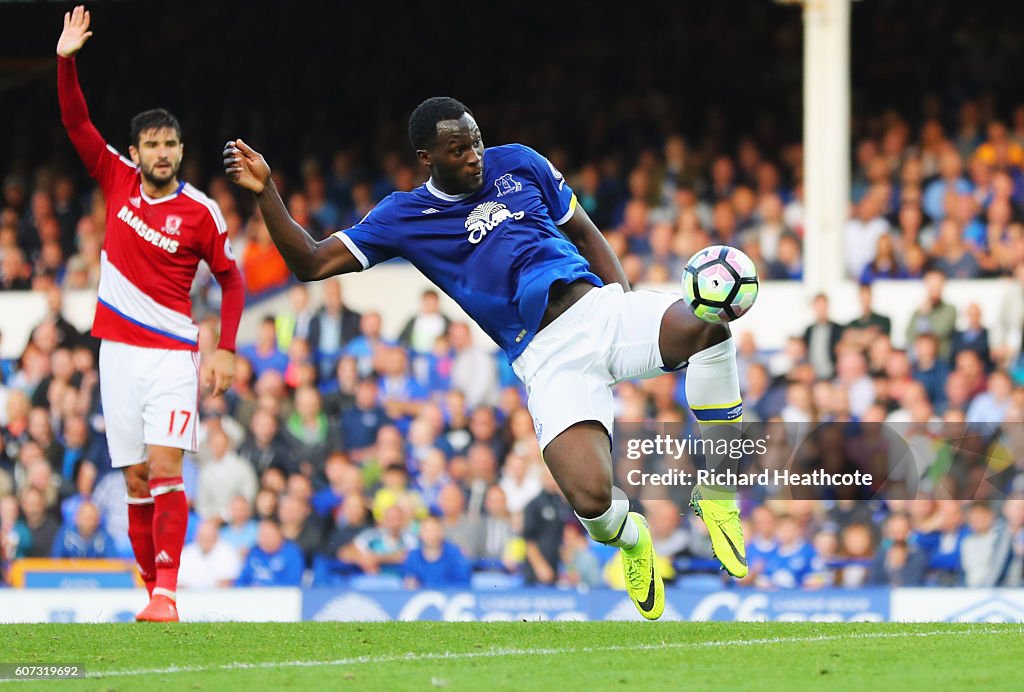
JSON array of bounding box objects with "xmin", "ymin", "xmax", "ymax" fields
[{"xmin": 681, "ymin": 245, "xmax": 759, "ymax": 323}]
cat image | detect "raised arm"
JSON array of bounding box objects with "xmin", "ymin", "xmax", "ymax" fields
[
  {"xmin": 56, "ymin": 5, "xmax": 106, "ymax": 175},
  {"xmin": 559, "ymin": 203, "xmax": 630, "ymax": 292},
  {"xmin": 223, "ymin": 139, "xmax": 362, "ymax": 281}
]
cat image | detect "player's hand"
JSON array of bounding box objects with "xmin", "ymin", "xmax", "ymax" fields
[
  {"xmin": 201, "ymin": 348, "xmax": 236, "ymax": 398},
  {"xmin": 57, "ymin": 5, "xmax": 93, "ymax": 58},
  {"xmin": 223, "ymin": 139, "xmax": 271, "ymax": 194}
]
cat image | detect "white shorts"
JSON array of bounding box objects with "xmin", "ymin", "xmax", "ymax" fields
[
  {"xmin": 512, "ymin": 283, "xmax": 680, "ymax": 451},
  {"xmin": 99, "ymin": 340, "xmax": 200, "ymax": 468}
]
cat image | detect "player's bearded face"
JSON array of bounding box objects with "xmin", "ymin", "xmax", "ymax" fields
[{"xmin": 133, "ymin": 127, "xmax": 183, "ymax": 187}]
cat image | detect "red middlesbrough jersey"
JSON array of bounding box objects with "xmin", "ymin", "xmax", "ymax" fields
[
  {"xmin": 89, "ymin": 148, "xmax": 236, "ymax": 351},
  {"xmin": 59, "ymin": 55, "xmax": 243, "ymax": 353}
]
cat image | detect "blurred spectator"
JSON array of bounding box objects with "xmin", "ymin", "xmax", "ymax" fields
[
  {"xmin": 399, "ymin": 289, "xmax": 452, "ymax": 355},
  {"xmin": 500, "ymin": 452, "xmax": 543, "ymax": 515},
  {"xmin": 1000, "ymin": 497, "xmax": 1024, "ymax": 586},
  {"xmin": 278, "ymin": 493, "xmax": 322, "ymax": 565},
  {"xmin": 844, "ymin": 284, "xmax": 892, "ymax": 341},
  {"xmin": 235, "ymin": 519, "xmax": 304, "ymax": 586},
  {"xmin": 50, "ymin": 501, "xmax": 117, "ymax": 559},
  {"xmin": 961, "ymin": 501, "xmax": 1010, "ymax": 587},
  {"xmin": 844, "ymin": 190, "xmax": 890, "ymax": 279},
  {"xmin": 763, "ymin": 514, "xmax": 821, "ymax": 589},
  {"xmin": 30, "ymin": 286, "xmax": 83, "ymax": 352},
  {"xmin": 341, "ymin": 378, "xmax": 390, "ymax": 458},
  {"xmin": 322, "ymin": 493, "xmax": 373, "ymax": 571},
  {"xmin": 860, "ymin": 234, "xmax": 907, "ymax": 282},
  {"xmin": 312, "ymin": 452, "xmax": 355, "ymax": 518},
  {"xmin": 932, "ymin": 219, "xmax": 981, "ymax": 279},
  {"xmin": 449, "ymin": 322, "xmax": 499, "ymax": 409},
  {"xmin": 765, "ymin": 232, "xmax": 803, "ymax": 280},
  {"xmin": 275, "ymin": 284, "xmax": 315, "ymax": 352},
  {"xmin": 837, "ymin": 522, "xmax": 874, "ymax": 587},
  {"xmin": 352, "ymin": 504, "xmax": 416, "ymax": 577},
  {"xmin": 241, "ymin": 316, "xmax": 289, "ymax": 379},
  {"xmin": 237, "ymin": 408, "xmax": 297, "ymax": 477},
  {"xmin": 308, "ymin": 278, "xmax": 362, "ymax": 380},
  {"xmin": 436, "ymin": 482, "xmax": 474, "ymax": 556},
  {"xmin": 869, "ymin": 513, "xmax": 927, "ymax": 586},
  {"xmin": 402, "ymin": 515, "xmax": 471, "ymax": 588},
  {"xmin": 283, "ymin": 386, "xmax": 340, "ymax": 476},
  {"xmin": 522, "ymin": 466, "xmax": 570, "ymax": 586},
  {"xmin": 906, "ymin": 271, "xmax": 958, "ymax": 361},
  {"xmin": 966, "ymin": 370, "xmax": 1013, "ymax": 431},
  {"xmin": 923, "ymin": 148, "xmax": 971, "ymax": 221},
  {"xmin": 241, "ymin": 216, "xmax": 290, "ymax": 295},
  {"xmin": 560, "ymin": 522, "xmax": 603, "ymax": 588},
  {"xmin": 911, "ymin": 334, "xmax": 950, "ymax": 410},
  {"xmin": 196, "ymin": 428, "xmax": 258, "ymax": 521},
  {"xmin": 179, "ymin": 520, "xmax": 243, "ymax": 588},
  {"xmin": 1, "ymin": 493, "xmax": 31, "ymax": 559},
  {"xmin": 18, "ymin": 487, "xmax": 58, "ymax": 558},
  {"xmin": 916, "ymin": 501, "xmax": 968, "ymax": 585},
  {"xmin": 802, "ymin": 294, "xmax": 842, "ymax": 380},
  {"xmin": 0, "ymin": 248, "xmax": 31, "ymax": 290},
  {"xmin": 220, "ymin": 495, "xmax": 259, "ymax": 557},
  {"xmin": 369, "ymin": 462, "xmax": 419, "ymax": 519},
  {"xmin": 344, "ymin": 312, "xmax": 388, "ymax": 378},
  {"xmin": 465, "ymin": 484, "xmax": 517, "ymax": 568},
  {"xmin": 951, "ymin": 303, "xmax": 992, "ymax": 371},
  {"xmin": 59, "ymin": 459, "xmax": 97, "ymax": 527}
]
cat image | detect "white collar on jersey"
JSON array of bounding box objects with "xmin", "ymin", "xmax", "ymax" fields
[{"xmin": 425, "ymin": 177, "xmax": 471, "ymax": 202}]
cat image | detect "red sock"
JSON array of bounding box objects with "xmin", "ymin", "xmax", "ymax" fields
[
  {"xmin": 127, "ymin": 498, "xmax": 156, "ymax": 597},
  {"xmin": 149, "ymin": 476, "xmax": 188, "ymax": 599}
]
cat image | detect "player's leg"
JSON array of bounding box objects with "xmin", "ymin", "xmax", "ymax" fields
[
  {"xmin": 134, "ymin": 348, "xmax": 199, "ymax": 622},
  {"xmin": 98, "ymin": 341, "xmax": 158, "ymax": 598},
  {"xmin": 515, "ymin": 283, "xmax": 664, "ymax": 618},
  {"xmin": 544, "ymin": 421, "xmax": 664, "ymax": 620},
  {"xmin": 658, "ymin": 301, "xmax": 748, "ymax": 578},
  {"xmin": 123, "ymin": 463, "xmax": 156, "ymax": 597},
  {"xmin": 146, "ymin": 445, "xmax": 188, "ymax": 602}
]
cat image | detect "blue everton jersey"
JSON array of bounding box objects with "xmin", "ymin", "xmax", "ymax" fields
[{"xmin": 333, "ymin": 144, "xmax": 602, "ymax": 362}]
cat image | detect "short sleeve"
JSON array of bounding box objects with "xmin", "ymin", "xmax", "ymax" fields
[
  {"xmin": 521, "ymin": 145, "xmax": 577, "ymax": 226},
  {"xmin": 332, "ymin": 196, "xmax": 400, "ymax": 270}
]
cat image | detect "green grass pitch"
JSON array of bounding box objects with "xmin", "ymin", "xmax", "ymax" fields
[{"xmin": 0, "ymin": 622, "xmax": 1019, "ymax": 690}]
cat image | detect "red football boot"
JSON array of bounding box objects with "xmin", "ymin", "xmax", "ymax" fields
[{"xmin": 135, "ymin": 595, "xmax": 179, "ymax": 623}]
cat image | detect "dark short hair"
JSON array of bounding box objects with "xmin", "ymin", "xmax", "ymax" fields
[
  {"xmin": 408, "ymin": 97, "xmax": 472, "ymax": 151},
  {"xmin": 129, "ymin": 108, "xmax": 182, "ymax": 147}
]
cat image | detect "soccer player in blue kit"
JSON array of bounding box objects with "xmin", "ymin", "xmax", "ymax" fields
[{"xmin": 224, "ymin": 98, "xmax": 746, "ymax": 620}]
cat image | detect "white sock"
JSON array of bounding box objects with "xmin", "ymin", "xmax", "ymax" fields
[
  {"xmin": 685, "ymin": 337, "xmax": 743, "ymax": 488},
  {"xmin": 576, "ymin": 487, "xmax": 639, "ymax": 549}
]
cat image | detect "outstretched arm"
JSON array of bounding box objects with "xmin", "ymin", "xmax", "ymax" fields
[
  {"xmin": 559, "ymin": 203, "xmax": 630, "ymax": 291},
  {"xmin": 223, "ymin": 139, "xmax": 362, "ymax": 281},
  {"xmin": 56, "ymin": 5, "xmax": 106, "ymax": 175}
]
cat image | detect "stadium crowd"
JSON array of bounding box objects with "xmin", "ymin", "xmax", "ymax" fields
[{"xmin": 3, "ymin": 0, "xmax": 1024, "ymax": 593}]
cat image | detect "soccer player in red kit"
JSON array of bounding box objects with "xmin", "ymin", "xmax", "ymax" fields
[{"xmin": 57, "ymin": 5, "xmax": 244, "ymax": 622}]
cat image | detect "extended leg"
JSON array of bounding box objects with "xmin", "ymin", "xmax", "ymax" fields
[
  {"xmin": 544, "ymin": 421, "xmax": 664, "ymax": 619},
  {"xmin": 659, "ymin": 302, "xmax": 748, "ymax": 578}
]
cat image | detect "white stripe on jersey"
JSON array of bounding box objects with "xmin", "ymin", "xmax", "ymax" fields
[
  {"xmin": 333, "ymin": 231, "xmax": 369, "ymax": 270},
  {"xmin": 98, "ymin": 251, "xmax": 200, "ymax": 343},
  {"xmin": 183, "ymin": 183, "xmax": 227, "ymax": 234},
  {"xmin": 106, "ymin": 144, "xmax": 137, "ymax": 171}
]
